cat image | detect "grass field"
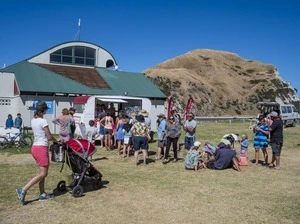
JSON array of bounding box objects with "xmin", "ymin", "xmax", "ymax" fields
[{"xmin": 0, "ymin": 121, "xmax": 300, "ymax": 224}]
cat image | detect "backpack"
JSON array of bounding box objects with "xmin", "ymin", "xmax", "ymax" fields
[{"xmin": 68, "ymin": 117, "xmax": 76, "ymax": 135}]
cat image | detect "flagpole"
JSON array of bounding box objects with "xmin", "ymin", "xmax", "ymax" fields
[{"xmin": 74, "ymin": 18, "xmax": 81, "ymax": 41}]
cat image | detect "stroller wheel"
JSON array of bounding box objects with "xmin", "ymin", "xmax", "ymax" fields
[
  {"xmin": 92, "ymin": 179, "xmax": 103, "ymax": 190},
  {"xmin": 57, "ymin": 180, "xmax": 67, "ymax": 192},
  {"xmin": 73, "ymin": 185, "xmax": 84, "ymax": 197}
]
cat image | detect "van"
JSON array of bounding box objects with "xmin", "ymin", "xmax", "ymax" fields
[{"xmin": 257, "ymin": 102, "xmax": 299, "ymax": 127}]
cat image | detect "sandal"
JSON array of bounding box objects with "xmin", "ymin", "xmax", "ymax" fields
[{"xmin": 268, "ymin": 163, "xmax": 275, "ymax": 168}]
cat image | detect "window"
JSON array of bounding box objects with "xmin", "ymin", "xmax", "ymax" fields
[
  {"xmin": 287, "ymin": 106, "xmax": 292, "ymax": 113},
  {"xmin": 0, "ymin": 99, "xmax": 11, "ymax": 105},
  {"xmin": 292, "ymin": 106, "xmax": 298, "ymax": 113},
  {"xmin": 281, "ymin": 106, "xmax": 287, "ymax": 114},
  {"xmin": 50, "ymin": 46, "xmax": 96, "ymax": 67}
]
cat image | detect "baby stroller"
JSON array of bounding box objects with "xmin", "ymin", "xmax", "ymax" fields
[{"xmin": 55, "ymin": 139, "xmax": 103, "ymax": 197}]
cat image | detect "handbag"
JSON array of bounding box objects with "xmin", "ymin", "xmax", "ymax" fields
[{"xmin": 50, "ymin": 143, "xmax": 65, "ymax": 163}]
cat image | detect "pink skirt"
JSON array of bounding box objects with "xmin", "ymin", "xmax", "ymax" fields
[{"xmin": 32, "ymin": 145, "xmax": 49, "ymax": 167}]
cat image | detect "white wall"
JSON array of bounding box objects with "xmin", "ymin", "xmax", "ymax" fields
[
  {"xmin": 0, "ymin": 72, "xmax": 15, "ymax": 97},
  {"xmin": 0, "ymin": 95, "xmax": 74, "ymax": 133}
]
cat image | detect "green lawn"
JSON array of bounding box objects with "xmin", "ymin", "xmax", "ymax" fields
[{"xmin": 0, "ymin": 121, "xmax": 300, "ymax": 224}]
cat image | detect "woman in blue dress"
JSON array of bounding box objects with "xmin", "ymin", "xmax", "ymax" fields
[
  {"xmin": 253, "ymin": 116, "xmax": 269, "ymax": 165},
  {"xmin": 116, "ymin": 113, "xmax": 125, "ymax": 155}
]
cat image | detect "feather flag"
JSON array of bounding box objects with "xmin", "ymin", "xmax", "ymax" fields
[
  {"xmin": 167, "ymin": 97, "xmax": 173, "ymax": 119},
  {"xmin": 185, "ymin": 96, "xmax": 194, "ymax": 120}
]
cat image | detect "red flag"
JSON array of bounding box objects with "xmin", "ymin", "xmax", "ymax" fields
[
  {"xmin": 167, "ymin": 97, "xmax": 173, "ymax": 119},
  {"xmin": 185, "ymin": 96, "xmax": 194, "ymax": 120}
]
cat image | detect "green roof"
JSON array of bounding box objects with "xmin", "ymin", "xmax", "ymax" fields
[
  {"xmin": 97, "ymin": 68, "xmax": 166, "ymax": 98},
  {"xmin": 0, "ymin": 61, "xmax": 166, "ymax": 98}
]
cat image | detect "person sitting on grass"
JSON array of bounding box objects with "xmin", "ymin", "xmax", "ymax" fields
[
  {"xmin": 205, "ymin": 141, "xmax": 241, "ymax": 172},
  {"xmin": 184, "ymin": 141, "xmax": 205, "ymax": 171},
  {"xmin": 200, "ymin": 142, "xmax": 216, "ymax": 161}
]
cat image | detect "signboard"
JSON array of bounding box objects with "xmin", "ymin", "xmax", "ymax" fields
[{"xmin": 33, "ymin": 101, "xmax": 54, "ymax": 114}]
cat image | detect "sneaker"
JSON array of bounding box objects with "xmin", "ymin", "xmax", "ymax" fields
[
  {"xmin": 173, "ymin": 159, "xmax": 178, "ymax": 163},
  {"xmin": 16, "ymin": 187, "xmax": 26, "ymax": 205},
  {"xmin": 39, "ymin": 193, "xmax": 54, "ymax": 201}
]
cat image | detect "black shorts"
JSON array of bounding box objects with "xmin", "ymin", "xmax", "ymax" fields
[
  {"xmin": 104, "ymin": 128, "xmax": 113, "ymax": 135},
  {"xmin": 206, "ymin": 160, "xmax": 217, "ymax": 169},
  {"xmin": 271, "ymin": 142, "xmax": 282, "ymax": 156},
  {"xmin": 133, "ymin": 136, "xmax": 148, "ymax": 151}
]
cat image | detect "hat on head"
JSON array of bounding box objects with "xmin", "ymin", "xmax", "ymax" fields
[
  {"xmin": 36, "ymin": 101, "xmax": 49, "ymax": 110},
  {"xmin": 194, "ymin": 141, "xmax": 201, "ymax": 147},
  {"xmin": 69, "ymin": 107, "xmax": 76, "ymax": 112},
  {"xmin": 157, "ymin": 113, "xmax": 166, "ymax": 118},
  {"xmin": 269, "ymin": 111, "xmax": 278, "ymax": 117},
  {"xmin": 136, "ymin": 114, "xmax": 145, "ymax": 122},
  {"xmin": 130, "ymin": 112, "xmax": 136, "ymax": 118},
  {"xmin": 139, "ymin": 109, "xmax": 149, "ymax": 116}
]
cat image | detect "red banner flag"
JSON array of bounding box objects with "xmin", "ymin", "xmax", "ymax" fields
[
  {"xmin": 167, "ymin": 97, "xmax": 173, "ymax": 119},
  {"xmin": 185, "ymin": 96, "xmax": 194, "ymax": 120}
]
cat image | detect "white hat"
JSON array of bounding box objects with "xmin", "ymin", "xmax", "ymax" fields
[
  {"xmin": 270, "ymin": 111, "xmax": 278, "ymax": 117},
  {"xmin": 194, "ymin": 141, "xmax": 201, "ymax": 147}
]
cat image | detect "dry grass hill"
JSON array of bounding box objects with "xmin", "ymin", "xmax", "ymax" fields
[{"xmin": 144, "ymin": 49, "xmax": 299, "ymax": 117}]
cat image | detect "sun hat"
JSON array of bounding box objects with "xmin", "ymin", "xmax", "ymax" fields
[
  {"xmin": 36, "ymin": 101, "xmax": 49, "ymax": 110},
  {"xmin": 194, "ymin": 141, "xmax": 201, "ymax": 147},
  {"xmin": 139, "ymin": 109, "xmax": 149, "ymax": 117},
  {"xmin": 269, "ymin": 111, "xmax": 278, "ymax": 117}
]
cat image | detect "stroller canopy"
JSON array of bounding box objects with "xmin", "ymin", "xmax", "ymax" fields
[{"xmin": 65, "ymin": 139, "xmax": 96, "ymax": 159}]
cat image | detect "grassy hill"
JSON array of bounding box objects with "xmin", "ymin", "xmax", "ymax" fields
[{"xmin": 144, "ymin": 49, "xmax": 299, "ymax": 117}]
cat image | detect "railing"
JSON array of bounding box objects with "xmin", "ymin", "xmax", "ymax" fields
[{"xmin": 194, "ymin": 116, "xmax": 257, "ymax": 127}]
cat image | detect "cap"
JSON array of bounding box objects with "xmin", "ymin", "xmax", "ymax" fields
[
  {"xmin": 157, "ymin": 113, "xmax": 166, "ymax": 118},
  {"xmin": 269, "ymin": 111, "xmax": 278, "ymax": 117},
  {"xmin": 69, "ymin": 107, "xmax": 76, "ymax": 112},
  {"xmin": 36, "ymin": 101, "xmax": 49, "ymax": 110},
  {"xmin": 194, "ymin": 141, "xmax": 201, "ymax": 147}
]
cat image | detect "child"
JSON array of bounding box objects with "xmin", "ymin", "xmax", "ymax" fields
[
  {"xmin": 200, "ymin": 142, "xmax": 216, "ymax": 161},
  {"xmin": 239, "ymin": 134, "xmax": 249, "ymax": 153},
  {"xmin": 238, "ymin": 149, "xmax": 248, "ymax": 166},
  {"xmin": 85, "ymin": 120, "xmax": 99, "ymax": 160},
  {"xmin": 238, "ymin": 134, "xmax": 248, "ymax": 166},
  {"xmin": 184, "ymin": 141, "xmax": 205, "ymax": 171},
  {"xmin": 122, "ymin": 118, "xmax": 132, "ymax": 157}
]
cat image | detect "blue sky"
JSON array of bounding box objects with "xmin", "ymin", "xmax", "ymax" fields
[{"xmin": 1, "ymin": 0, "xmax": 299, "ymax": 95}]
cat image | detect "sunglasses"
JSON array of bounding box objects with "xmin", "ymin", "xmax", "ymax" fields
[{"xmin": 169, "ymin": 118, "xmax": 174, "ymax": 120}]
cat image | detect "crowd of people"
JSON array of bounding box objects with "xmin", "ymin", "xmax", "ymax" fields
[{"xmin": 15, "ymin": 101, "xmax": 284, "ymax": 205}]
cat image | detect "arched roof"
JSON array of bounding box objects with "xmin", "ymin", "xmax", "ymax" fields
[{"xmin": 27, "ymin": 41, "xmax": 117, "ymax": 68}]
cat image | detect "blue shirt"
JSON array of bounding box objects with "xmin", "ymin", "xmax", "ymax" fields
[
  {"xmin": 240, "ymin": 139, "xmax": 249, "ymax": 152},
  {"xmin": 6, "ymin": 118, "xmax": 14, "ymax": 128},
  {"xmin": 157, "ymin": 119, "xmax": 166, "ymax": 140}
]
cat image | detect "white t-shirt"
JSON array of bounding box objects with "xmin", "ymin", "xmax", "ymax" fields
[
  {"xmin": 85, "ymin": 126, "xmax": 98, "ymax": 143},
  {"xmin": 31, "ymin": 117, "xmax": 49, "ymax": 146}
]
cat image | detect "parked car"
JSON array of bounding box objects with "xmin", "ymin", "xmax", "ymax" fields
[{"xmin": 257, "ymin": 102, "xmax": 299, "ymax": 127}]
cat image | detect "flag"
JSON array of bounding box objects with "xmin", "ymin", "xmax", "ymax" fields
[
  {"xmin": 185, "ymin": 96, "xmax": 194, "ymax": 120},
  {"xmin": 167, "ymin": 97, "xmax": 173, "ymax": 119}
]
